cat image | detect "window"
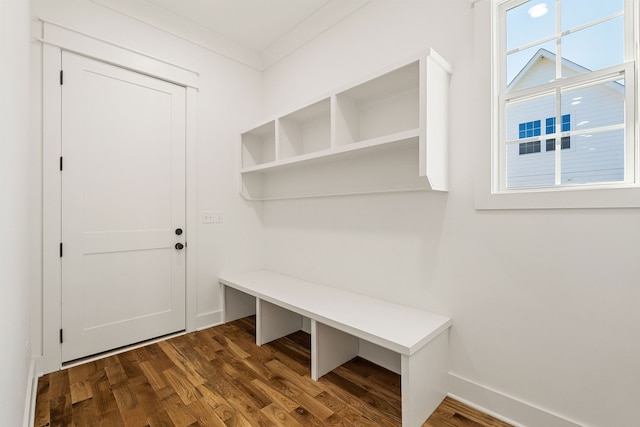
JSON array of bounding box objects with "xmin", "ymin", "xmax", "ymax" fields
[
  {"xmin": 518, "ymin": 120, "xmax": 541, "ymax": 154},
  {"xmin": 495, "ymin": 0, "xmax": 637, "ymax": 192},
  {"xmin": 546, "ymin": 136, "xmax": 570, "ymax": 151},
  {"xmin": 517, "ymin": 116, "xmax": 570, "ymax": 155},
  {"xmin": 519, "ymin": 140, "xmax": 541, "ymax": 154},
  {"xmin": 519, "ymin": 120, "xmax": 541, "ymax": 138},
  {"xmin": 545, "ymin": 114, "xmax": 571, "ymax": 151}
]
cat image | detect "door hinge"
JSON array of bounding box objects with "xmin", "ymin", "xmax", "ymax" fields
[
  {"xmin": 59, "ymin": 156, "xmax": 63, "ymax": 171},
  {"xmin": 60, "ymin": 70, "xmax": 63, "ymax": 85},
  {"xmin": 59, "ymin": 242, "xmax": 63, "ymax": 257},
  {"xmin": 59, "ymin": 329, "xmax": 63, "ymax": 344}
]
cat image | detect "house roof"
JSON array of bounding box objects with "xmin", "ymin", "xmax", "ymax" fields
[
  {"xmin": 507, "ymin": 48, "xmax": 592, "ymax": 89},
  {"xmin": 507, "ymin": 48, "xmax": 625, "ymax": 94}
]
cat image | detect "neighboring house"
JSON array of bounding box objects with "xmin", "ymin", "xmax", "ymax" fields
[{"xmin": 506, "ymin": 49, "xmax": 625, "ymax": 188}]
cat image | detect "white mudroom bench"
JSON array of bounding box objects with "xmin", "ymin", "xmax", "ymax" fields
[{"xmin": 219, "ymin": 270, "xmax": 452, "ymax": 427}]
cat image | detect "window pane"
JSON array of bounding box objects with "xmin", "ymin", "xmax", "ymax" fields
[
  {"xmin": 506, "ymin": 93, "xmax": 555, "ymax": 141},
  {"xmin": 506, "ymin": 1, "xmax": 556, "ymax": 51},
  {"xmin": 561, "ymin": 129, "xmax": 624, "ymax": 184},
  {"xmin": 561, "ymin": 78, "xmax": 625, "ymax": 131},
  {"xmin": 560, "ymin": 77, "xmax": 625, "ymax": 185},
  {"xmin": 506, "ymin": 94, "xmax": 556, "ymax": 189},
  {"xmin": 507, "ymin": 141, "xmax": 555, "ymax": 188},
  {"xmin": 561, "ymin": 0, "xmax": 623, "ymax": 31},
  {"xmin": 562, "ymin": 17, "xmax": 624, "ymax": 75},
  {"xmin": 507, "ymin": 41, "xmax": 556, "ymax": 90}
]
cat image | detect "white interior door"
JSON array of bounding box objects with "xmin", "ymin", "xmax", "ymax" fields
[{"xmin": 61, "ymin": 51, "xmax": 186, "ymax": 363}]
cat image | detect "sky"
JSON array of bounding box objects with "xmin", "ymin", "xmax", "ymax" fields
[{"xmin": 506, "ymin": 0, "xmax": 625, "ymax": 84}]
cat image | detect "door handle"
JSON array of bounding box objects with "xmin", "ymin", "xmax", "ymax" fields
[{"xmin": 175, "ymin": 243, "xmax": 184, "ymax": 250}]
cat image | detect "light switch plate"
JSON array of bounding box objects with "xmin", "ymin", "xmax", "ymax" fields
[{"xmin": 203, "ymin": 211, "xmax": 224, "ymax": 224}]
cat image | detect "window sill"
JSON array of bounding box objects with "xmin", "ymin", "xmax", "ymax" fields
[{"xmin": 475, "ymin": 184, "xmax": 640, "ymax": 210}]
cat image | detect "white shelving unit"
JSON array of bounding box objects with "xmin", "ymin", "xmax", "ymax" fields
[{"xmin": 239, "ymin": 49, "xmax": 452, "ymax": 200}]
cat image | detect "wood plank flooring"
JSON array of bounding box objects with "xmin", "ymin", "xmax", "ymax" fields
[{"xmin": 35, "ymin": 316, "xmax": 512, "ymax": 427}]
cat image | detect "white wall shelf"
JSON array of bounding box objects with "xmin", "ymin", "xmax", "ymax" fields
[{"xmin": 239, "ymin": 49, "xmax": 452, "ymax": 200}]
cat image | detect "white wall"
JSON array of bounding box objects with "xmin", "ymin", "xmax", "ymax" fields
[
  {"xmin": 21, "ymin": 0, "xmax": 640, "ymax": 425},
  {"xmin": 1, "ymin": 0, "xmax": 32, "ymax": 425},
  {"xmin": 261, "ymin": 1, "xmax": 640, "ymax": 426},
  {"xmin": 30, "ymin": 0, "xmax": 265, "ymax": 365}
]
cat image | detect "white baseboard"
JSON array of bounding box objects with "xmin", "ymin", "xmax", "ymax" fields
[
  {"xmin": 196, "ymin": 310, "xmax": 223, "ymax": 330},
  {"xmin": 448, "ymin": 373, "xmax": 584, "ymax": 427},
  {"xmin": 23, "ymin": 357, "xmax": 37, "ymax": 427}
]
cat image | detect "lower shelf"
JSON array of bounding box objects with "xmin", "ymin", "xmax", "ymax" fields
[{"xmin": 240, "ymin": 136, "xmax": 436, "ymax": 200}]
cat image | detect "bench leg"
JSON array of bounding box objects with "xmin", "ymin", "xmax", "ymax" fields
[
  {"xmin": 311, "ymin": 320, "xmax": 359, "ymax": 380},
  {"xmin": 256, "ymin": 299, "xmax": 302, "ymax": 345},
  {"xmin": 401, "ymin": 330, "xmax": 449, "ymax": 427}
]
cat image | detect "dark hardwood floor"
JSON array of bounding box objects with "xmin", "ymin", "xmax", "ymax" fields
[{"xmin": 34, "ymin": 316, "xmax": 512, "ymax": 427}]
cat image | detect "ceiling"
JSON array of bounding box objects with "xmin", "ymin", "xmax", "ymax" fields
[
  {"xmin": 95, "ymin": 0, "xmax": 372, "ymax": 68},
  {"xmin": 143, "ymin": 0, "xmax": 337, "ymax": 52}
]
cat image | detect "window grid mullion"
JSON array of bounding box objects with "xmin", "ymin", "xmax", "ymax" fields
[
  {"xmin": 554, "ymin": 86, "xmax": 561, "ymax": 185},
  {"xmin": 506, "ymin": 123, "xmax": 626, "ymax": 146},
  {"xmin": 555, "ymin": 0, "xmax": 562, "ymax": 81},
  {"xmin": 504, "ymin": 64, "xmax": 627, "ymax": 103}
]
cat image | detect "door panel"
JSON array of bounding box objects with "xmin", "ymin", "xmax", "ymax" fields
[{"xmin": 61, "ymin": 51, "xmax": 186, "ymax": 363}]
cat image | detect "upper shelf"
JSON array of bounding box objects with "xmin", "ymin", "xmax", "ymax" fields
[{"xmin": 239, "ymin": 49, "xmax": 452, "ymax": 200}]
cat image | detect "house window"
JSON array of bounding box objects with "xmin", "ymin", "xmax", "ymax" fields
[
  {"xmin": 518, "ymin": 120, "xmax": 541, "ymax": 138},
  {"xmin": 519, "ymin": 140, "xmax": 541, "ymax": 154},
  {"xmin": 518, "ymin": 116, "xmax": 571, "ymax": 155},
  {"xmin": 495, "ymin": 0, "xmax": 637, "ymax": 191},
  {"xmin": 545, "ymin": 114, "xmax": 571, "ymax": 151},
  {"xmin": 546, "ymin": 137, "xmax": 571, "ymax": 151},
  {"xmin": 518, "ymin": 119, "xmax": 542, "ymax": 154}
]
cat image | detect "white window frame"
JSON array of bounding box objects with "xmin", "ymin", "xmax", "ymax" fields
[{"xmin": 478, "ymin": 0, "xmax": 640, "ymax": 209}]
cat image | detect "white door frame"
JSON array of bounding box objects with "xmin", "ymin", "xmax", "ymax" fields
[{"xmin": 40, "ymin": 20, "xmax": 199, "ymax": 374}]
